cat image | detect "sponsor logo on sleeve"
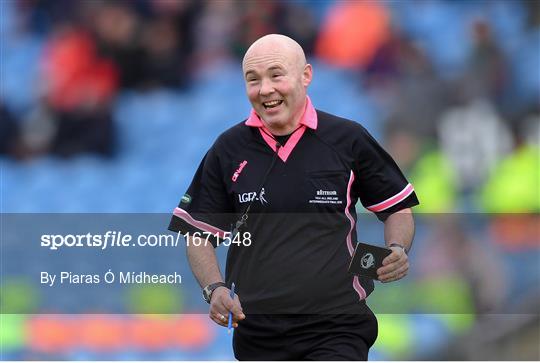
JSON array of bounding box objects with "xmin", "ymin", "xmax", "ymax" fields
[
  {"xmin": 232, "ymin": 160, "xmax": 248, "ymax": 182},
  {"xmin": 181, "ymin": 194, "xmax": 192, "ymax": 204}
]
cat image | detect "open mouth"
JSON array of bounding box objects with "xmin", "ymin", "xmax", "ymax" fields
[{"xmin": 263, "ymin": 100, "xmax": 283, "ymax": 109}]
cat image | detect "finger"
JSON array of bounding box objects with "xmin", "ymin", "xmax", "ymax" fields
[
  {"xmin": 379, "ymin": 263, "xmax": 409, "ymax": 283},
  {"xmin": 381, "ymin": 262, "xmax": 409, "ymax": 281},
  {"xmin": 212, "ymin": 298, "xmax": 244, "ymax": 327},
  {"xmin": 211, "ymin": 300, "xmax": 232, "ymax": 319},
  {"xmin": 380, "ymin": 271, "xmax": 398, "ymax": 283},
  {"xmin": 379, "ymin": 252, "xmax": 408, "ymax": 272},
  {"xmin": 213, "ymin": 311, "xmax": 227, "ymax": 323},
  {"xmin": 221, "ymin": 294, "xmax": 245, "ymax": 322},
  {"xmin": 382, "ymin": 250, "xmax": 402, "ymax": 265},
  {"xmin": 378, "ymin": 260, "xmax": 409, "ymax": 280},
  {"xmin": 377, "ymin": 258, "xmax": 406, "ymax": 276},
  {"xmin": 209, "ymin": 312, "xmax": 228, "ymax": 327},
  {"xmin": 212, "ymin": 311, "xmax": 240, "ymax": 328},
  {"xmin": 232, "ymin": 313, "xmax": 245, "ymax": 323},
  {"xmin": 211, "ymin": 305, "xmax": 229, "ymax": 320},
  {"xmin": 385, "ymin": 269, "xmax": 408, "ymax": 283},
  {"xmin": 231, "ymin": 296, "xmax": 246, "ymax": 321},
  {"xmin": 234, "ymin": 295, "xmax": 244, "ymax": 312}
]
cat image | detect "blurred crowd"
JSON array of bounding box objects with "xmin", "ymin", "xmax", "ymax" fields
[
  {"xmin": 2, "ymin": 0, "xmax": 538, "ymax": 214},
  {"xmin": 1, "ymin": 0, "xmax": 320, "ymax": 158}
]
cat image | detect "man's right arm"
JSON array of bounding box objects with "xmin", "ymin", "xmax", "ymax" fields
[{"xmin": 186, "ymin": 236, "xmax": 245, "ymax": 327}]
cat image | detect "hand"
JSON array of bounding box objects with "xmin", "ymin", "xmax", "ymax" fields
[
  {"xmin": 209, "ymin": 286, "xmax": 246, "ymax": 328},
  {"xmin": 377, "ymin": 246, "xmax": 409, "ymax": 283}
]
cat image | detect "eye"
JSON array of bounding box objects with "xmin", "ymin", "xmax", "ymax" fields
[{"xmin": 272, "ymin": 74, "xmax": 283, "ymax": 78}]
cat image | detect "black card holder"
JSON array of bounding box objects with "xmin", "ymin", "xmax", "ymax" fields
[{"xmin": 348, "ymin": 242, "xmax": 392, "ymax": 280}]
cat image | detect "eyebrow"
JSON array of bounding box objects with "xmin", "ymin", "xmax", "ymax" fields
[
  {"xmin": 268, "ymin": 65, "xmax": 284, "ymax": 72},
  {"xmin": 244, "ymin": 65, "xmax": 286, "ymax": 78}
]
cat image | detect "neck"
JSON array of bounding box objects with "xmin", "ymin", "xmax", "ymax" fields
[{"xmin": 266, "ymin": 122, "xmax": 300, "ymax": 136}]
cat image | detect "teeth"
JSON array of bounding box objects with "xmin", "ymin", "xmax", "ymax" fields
[{"xmin": 263, "ymin": 100, "xmax": 282, "ymax": 107}]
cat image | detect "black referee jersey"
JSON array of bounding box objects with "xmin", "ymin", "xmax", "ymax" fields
[{"xmin": 169, "ymin": 100, "xmax": 419, "ymax": 315}]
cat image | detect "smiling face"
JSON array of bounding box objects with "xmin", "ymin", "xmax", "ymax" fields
[{"xmin": 242, "ymin": 35, "xmax": 312, "ymax": 135}]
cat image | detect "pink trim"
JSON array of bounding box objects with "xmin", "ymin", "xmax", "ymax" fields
[
  {"xmin": 278, "ymin": 126, "xmax": 306, "ymax": 162},
  {"xmin": 345, "ymin": 170, "xmax": 367, "ymax": 300},
  {"xmin": 366, "ymin": 184, "xmax": 414, "ymax": 212},
  {"xmin": 353, "ymin": 276, "xmax": 366, "ymax": 300},
  {"xmin": 258, "ymin": 127, "xmax": 307, "ymax": 163},
  {"xmin": 245, "ymin": 108, "xmax": 263, "ymax": 127},
  {"xmin": 344, "ymin": 171, "xmax": 356, "ymax": 256},
  {"xmin": 259, "ymin": 128, "xmax": 279, "ymax": 152},
  {"xmin": 173, "ymin": 207, "xmax": 228, "ymax": 238},
  {"xmin": 246, "ymin": 96, "xmax": 317, "ymax": 163},
  {"xmin": 301, "ymin": 96, "xmax": 318, "ymax": 129}
]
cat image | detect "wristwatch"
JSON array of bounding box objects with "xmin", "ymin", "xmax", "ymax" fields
[
  {"xmin": 389, "ymin": 243, "xmax": 408, "ymax": 254},
  {"xmin": 202, "ymin": 282, "xmax": 227, "ymax": 304}
]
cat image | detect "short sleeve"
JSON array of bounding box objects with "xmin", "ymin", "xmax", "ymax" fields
[
  {"xmin": 168, "ymin": 143, "xmax": 235, "ymax": 245},
  {"xmin": 352, "ymin": 126, "xmax": 419, "ymax": 221}
]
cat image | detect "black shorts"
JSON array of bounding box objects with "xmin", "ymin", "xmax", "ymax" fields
[{"xmin": 233, "ymin": 303, "xmax": 378, "ymax": 361}]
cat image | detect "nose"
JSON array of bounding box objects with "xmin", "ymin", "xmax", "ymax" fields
[{"xmin": 259, "ymin": 78, "xmax": 274, "ymax": 96}]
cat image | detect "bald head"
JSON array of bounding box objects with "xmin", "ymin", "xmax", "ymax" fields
[{"xmin": 243, "ymin": 34, "xmax": 307, "ymax": 75}]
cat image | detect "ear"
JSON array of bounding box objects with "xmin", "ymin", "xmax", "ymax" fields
[{"xmin": 302, "ymin": 64, "xmax": 313, "ymax": 87}]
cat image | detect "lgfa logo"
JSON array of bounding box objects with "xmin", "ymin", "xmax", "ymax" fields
[
  {"xmin": 232, "ymin": 160, "xmax": 248, "ymax": 182},
  {"xmin": 238, "ymin": 188, "xmax": 268, "ymax": 205}
]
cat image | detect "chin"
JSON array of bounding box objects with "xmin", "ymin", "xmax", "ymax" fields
[{"xmin": 265, "ymin": 117, "xmax": 287, "ymax": 128}]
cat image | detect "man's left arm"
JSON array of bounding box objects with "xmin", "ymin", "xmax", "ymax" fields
[{"xmin": 377, "ymin": 208, "xmax": 415, "ymax": 283}]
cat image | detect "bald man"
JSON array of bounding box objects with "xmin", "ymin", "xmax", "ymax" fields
[
  {"xmin": 169, "ymin": 34, "xmax": 419, "ymax": 360},
  {"xmin": 242, "ymin": 34, "xmax": 312, "ymax": 136}
]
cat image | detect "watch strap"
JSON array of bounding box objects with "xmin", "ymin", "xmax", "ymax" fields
[{"xmin": 203, "ymin": 282, "xmax": 227, "ymax": 303}]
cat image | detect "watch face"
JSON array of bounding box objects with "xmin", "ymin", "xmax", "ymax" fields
[
  {"xmin": 202, "ymin": 287, "xmax": 211, "ymax": 303},
  {"xmin": 202, "ymin": 282, "xmax": 225, "ymax": 304}
]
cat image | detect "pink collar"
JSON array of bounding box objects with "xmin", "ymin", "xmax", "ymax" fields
[{"xmin": 244, "ymin": 97, "xmax": 317, "ymax": 162}]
